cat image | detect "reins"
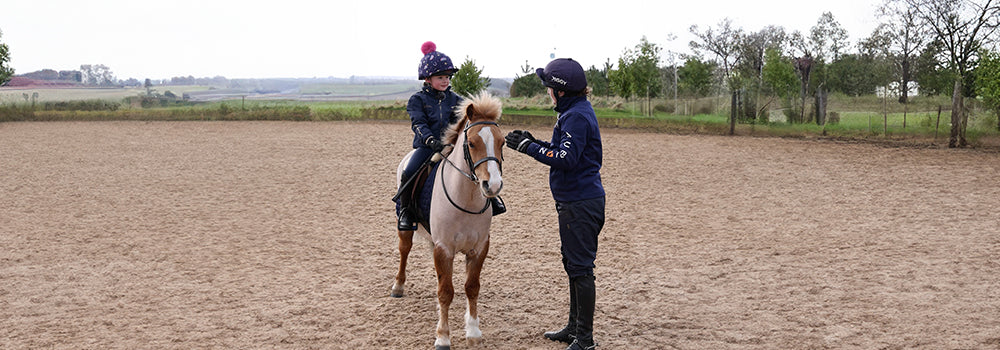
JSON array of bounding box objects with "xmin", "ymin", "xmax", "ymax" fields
[{"xmin": 438, "ymin": 120, "xmax": 502, "ymax": 215}]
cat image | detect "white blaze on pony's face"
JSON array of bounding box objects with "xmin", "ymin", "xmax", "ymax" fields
[{"xmin": 473, "ymin": 125, "xmax": 503, "ymax": 198}]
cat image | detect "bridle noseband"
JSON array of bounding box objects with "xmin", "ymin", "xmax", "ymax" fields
[
  {"xmin": 440, "ymin": 120, "xmax": 503, "ymax": 214},
  {"xmin": 461, "ymin": 121, "xmax": 502, "ymax": 181}
]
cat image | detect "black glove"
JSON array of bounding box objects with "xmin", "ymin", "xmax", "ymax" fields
[
  {"xmin": 504, "ymin": 130, "xmax": 535, "ymax": 153},
  {"xmin": 425, "ymin": 137, "xmax": 445, "ymax": 152}
]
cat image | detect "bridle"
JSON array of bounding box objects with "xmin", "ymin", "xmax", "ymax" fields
[{"xmin": 439, "ymin": 120, "xmax": 503, "ymax": 214}]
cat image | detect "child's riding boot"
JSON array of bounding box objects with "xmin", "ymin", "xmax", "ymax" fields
[
  {"xmin": 491, "ymin": 196, "xmax": 507, "ymax": 216},
  {"xmin": 397, "ymin": 179, "xmax": 417, "ymax": 231}
]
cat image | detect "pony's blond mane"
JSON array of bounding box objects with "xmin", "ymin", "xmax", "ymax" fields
[{"xmin": 444, "ymin": 92, "xmax": 502, "ymax": 145}]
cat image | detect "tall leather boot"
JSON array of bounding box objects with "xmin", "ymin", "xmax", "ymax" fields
[
  {"xmin": 397, "ymin": 179, "xmax": 417, "ymax": 231},
  {"xmin": 544, "ymin": 279, "xmax": 577, "ymax": 344},
  {"xmin": 566, "ymin": 275, "xmax": 596, "ymax": 350}
]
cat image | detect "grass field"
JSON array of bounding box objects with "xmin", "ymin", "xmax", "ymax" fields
[
  {"xmin": 0, "ymin": 87, "xmax": 145, "ymax": 103},
  {"xmin": 299, "ymin": 82, "xmax": 420, "ymax": 96}
]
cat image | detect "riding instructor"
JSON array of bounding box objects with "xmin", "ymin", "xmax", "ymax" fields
[{"xmin": 505, "ymin": 58, "xmax": 605, "ymax": 350}]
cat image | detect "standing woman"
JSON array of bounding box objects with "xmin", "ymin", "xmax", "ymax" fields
[{"xmin": 505, "ymin": 58, "xmax": 605, "ymax": 350}]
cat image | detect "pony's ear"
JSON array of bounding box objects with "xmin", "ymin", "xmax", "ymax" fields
[{"xmin": 465, "ymin": 103, "xmax": 477, "ymax": 121}]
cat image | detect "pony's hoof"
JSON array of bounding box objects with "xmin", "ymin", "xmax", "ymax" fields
[
  {"xmin": 390, "ymin": 284, "xmax": 404, "ymax": 298},
  {"xmin": 467, "ymin": 336, "xmax": 482, "ymax": 346},
  {"xmin": 434, "ymin": 345, "xmax": 451, "ymax": 350}
]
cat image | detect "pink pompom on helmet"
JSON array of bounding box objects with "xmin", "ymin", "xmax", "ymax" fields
[
  {"xmin": 418, "ymin": 41, "xmax": 457, "ymax": 80},
  {"xmin": 421, "ymin": 41, "xmax": 437, "ymax": 55}
]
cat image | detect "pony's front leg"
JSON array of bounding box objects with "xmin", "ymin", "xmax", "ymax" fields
[
  {"xmin": 433, "ymin": 244, "xmax": 455, "ymax": 350},
  {"xmin": 464, "ymin": 242, "xmax": 489, "ymax": 345},
  {"xmin": 391, "ymin": 229, "xmax": 414, "ymax": 298}
]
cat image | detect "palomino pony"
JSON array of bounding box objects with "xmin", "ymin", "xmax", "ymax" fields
[{"xmin": 392, "ymin": 92, "xmax": 504, "ymax": 350}]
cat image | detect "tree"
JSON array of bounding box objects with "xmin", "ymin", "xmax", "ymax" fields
[
  {"xmin": 792, "ymin": 56, "xmax": 814, "ymax": 124},
  {"xmin": 900, "ymin": 0, "xmax": 1000, "ymax": 147},
  {"xmin": 609, "ymin": 37, "xmax": 662, "ymax": 116},
  {"xmin": 689, "ymin": 18, "xmax": 744, "ymax": 91},
  {"xmin": 80, "ymin": 64, "xmax": 117, "ymax": 86},
  {"xmin": 790, "ymin": 12, "xmax": 850, "ymax": 125},
  {"xmin": 451, "ymin": 56, "xmax": 491, "ymax": 98},
  {"xmin": 677, "ymin": 57, "xmax": 715, "ymax": 98},
  {"xmin": 509, "ymin": 61, "xmax": 544, "ymax": 98},
  {"xmin": 761, "ymin": 47, "xmax": 799, "ymax": 122},
  {"xmin": 663, "ymin": 34, "xmax": 682, "ymax": 111},
  {"xmin": 585, "ymin": 63, "xmax": 611, "ymax": 97},
  {"xmin": 828, "ymin": 54, "xmax": 887, "ymax": 96},
  {"xmin": 762, "ymin": 48, "xmax": 799, "ymax": 100},
  {"xmin": 877, "ymin": 3, "xmax": 929, "ymax": 103},
  {"xmin": 734, "ymin": 25, "xmax": 788, "ymax": 120},
  {"xmin": 0, "ymin": 29, "xmax": 14, "ymax": 86},
  {"xmin": 914, "ymin": 39, "xmax": 954, "ymax": 95},
  {"xmin": 845, "ymin": 27, "xmax": 896, "ymax": 97},
  {"xmin": 975, "ymin": 49, "xmax": 1000, "ymax": 130},
  {"xmin": 608, "ymin": 57, "xmax": 633, "ymax": 100}
]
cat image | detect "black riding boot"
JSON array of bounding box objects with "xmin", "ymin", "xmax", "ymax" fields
[
  {"xmin": 566, "ymin": 275, "xmax": 596, "ymax": 350},
  {"xmin": 397, "ymin": 179, "xmax": 417, "ymax": 231},
  {"xmin": 544, "ymin": 279, "xmax": 577, "ymax": 344},
  {"xmin": 491, "ymin": 196, "xmax": 507, "ymax": 216}
]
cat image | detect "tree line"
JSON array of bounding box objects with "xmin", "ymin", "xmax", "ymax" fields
[
  {"xmin": 4, "ymin": 1, "xmax": 997, "ymax": 147},
  {"xmin": 506, "ymin": 0, "xmax": 999, "ymax": 148}
]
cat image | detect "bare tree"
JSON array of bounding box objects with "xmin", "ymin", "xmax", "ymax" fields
[
  {"xmin": 791, "ymin": 12, "xmax": 850, "ymax": 62},
  {"xmin": 900, "ymin": 0, "xmax": 1000, "ymax": 147},
  {"xmin": 877, "ymin": 2, "xmax": 928, "ymax": 103},
  {"xmin": 689, "ymin": 18, "xmax": 745, "ymax": 91},
  {"xmin": 790, "ymin": 12, "xmax": 850, "ymax": 125},
  {"xmin": 690, "ymin": 19, "xmax": 745, "ymax": 132}
]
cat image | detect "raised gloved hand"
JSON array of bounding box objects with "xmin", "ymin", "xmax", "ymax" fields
[
  {"xmin": 504, "ymin": 130, "xmax": 535, "ymax": 153},
  {"xmin": 425, "ymin": 137, "xmax": 446, "ymax": 152}
]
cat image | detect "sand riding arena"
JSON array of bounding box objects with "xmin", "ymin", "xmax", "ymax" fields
[{"xmin": 1, "ymin": 121, "xmax": 998, "ymax": 349}]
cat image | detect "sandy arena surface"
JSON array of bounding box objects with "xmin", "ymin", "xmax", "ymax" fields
[{"xmin": 1, "ymin": 121, "xmax": 999, "ymax": 350}]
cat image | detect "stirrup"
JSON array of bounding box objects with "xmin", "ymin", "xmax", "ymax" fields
[{"xmin": 566, "ymin": 339, "xmax": 597, "ymax": 350}]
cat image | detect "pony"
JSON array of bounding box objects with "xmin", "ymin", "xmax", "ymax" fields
[{"xmin": 391, "ymin": 92, "xmax": 504, "ymax": 350}]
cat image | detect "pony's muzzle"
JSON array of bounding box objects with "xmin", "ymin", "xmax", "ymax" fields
[{"xmin": 481, "ymin": 179, "xmax": 502, "ymax": 198}]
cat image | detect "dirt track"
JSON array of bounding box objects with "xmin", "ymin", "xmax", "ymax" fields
[{"xmin": 2, "ymin": 121, "xmax": 999, "ymax": 349}]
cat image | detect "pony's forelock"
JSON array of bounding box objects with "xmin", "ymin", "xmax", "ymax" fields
[{"xmin": 444, "ymin": 92, "xmax": 502, "ymax": 145}]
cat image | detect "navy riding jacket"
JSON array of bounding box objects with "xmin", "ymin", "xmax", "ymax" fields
[
  {"xmin": 521, "ymin": 95, "xmax": 605, "ymax": 202},
  {"xmin": 406, "ymin": 84, "xmax": 461, "ymax": 148}
]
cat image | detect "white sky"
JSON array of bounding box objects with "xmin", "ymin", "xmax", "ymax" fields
[{"xmin": 1, "ymin": 0, "xmax": 883, "ymax": 80}]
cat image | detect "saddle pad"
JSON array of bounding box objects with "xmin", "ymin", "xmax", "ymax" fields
[{"xmin": 395, "ymin": 162, "xmax": 438, "ymax": 226}]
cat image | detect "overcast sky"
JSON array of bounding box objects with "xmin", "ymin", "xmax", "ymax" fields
[{"xmin": 1, "ymin": 0, "xmax": 883, "ymax": 80}]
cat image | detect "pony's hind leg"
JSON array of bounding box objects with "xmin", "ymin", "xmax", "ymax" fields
[
  {"xmin": 464, "ymin": 241, "xmax": 490, "ymax": 345},
  {"xmin": 391, "ymin": 229, "xmax": 414, "ymax": 298},
  {"xmin": 433, "ymin": 244, "xmax": 455, "ymax": 350}
]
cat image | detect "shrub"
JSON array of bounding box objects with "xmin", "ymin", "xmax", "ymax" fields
[
  {"xmin": 42, "ymin": 99, "xmax": 120, "ymax": 111},
  {"xmin": 654, "ymin": 103, "xmax": 675, "ymax": 114},
  {"xmin": 827, "ymin": 111, "xmax": 840, "ymax": 124},
  {"xmin": 694, "ymin": 99, "xmax": 714, "ymax": 115}
]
